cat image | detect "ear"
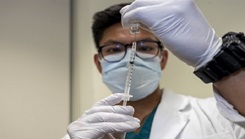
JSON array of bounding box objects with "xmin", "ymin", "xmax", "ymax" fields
[
  {"xmin": 94, "ymin": 54, "xmax": 102, "ymax": 74},
  {"xmin": 160, "ymin": 50, "xmax": 168, "ymax": 70}
]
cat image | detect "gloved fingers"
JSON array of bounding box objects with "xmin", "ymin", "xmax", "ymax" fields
[
  {"xmin": 68, "ymin": 119, "xmax": 140, "ymax": 138},
  {"xmin": 93, "ymin": 93, "xmax": 124, "ymax": 106},
  {"xmin": 84, "ymin": 105, "xmax": 134, "ymax": 116},
  {"xmin": 121, "ymin": 0, "xmax": 163, "ymax": 14},
  {"xmin": 120, "ymin": 0, "xmax": 173, "ymax": 29},
  {"xmin": 83, "ymin": 112, "xmax": 140, "ymax": 123},
  {"xmin": 67, "ymin": 127, "xmax": 105, "ymax": 139},
  {"xmin": 97, "ymin": 121, "xmax": 140, "ymax": 132},
  {"xmin": 120, "ymin": 0, "xmax": 197, "ymax": 29}
]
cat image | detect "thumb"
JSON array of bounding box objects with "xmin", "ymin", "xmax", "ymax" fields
[{"xmin": 94, "ymin": 93, "xmax": 124, "ymax": 106}]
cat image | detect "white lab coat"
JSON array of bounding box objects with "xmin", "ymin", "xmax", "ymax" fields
[
  {"xmin": 62, "ymin": 89, "xmax": 245, "ymax": 139},
  {"xmin": 149, "ymin": 89, "xmax": 245, "ymax": 139}
]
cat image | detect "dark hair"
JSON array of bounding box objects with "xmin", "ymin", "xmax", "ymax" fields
[{"xmin": 92, "ymin": 3, "xmax": 130, "ymax": 49}]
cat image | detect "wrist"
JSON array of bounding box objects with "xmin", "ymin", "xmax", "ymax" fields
[
  {"xmin": 195, "ymin": 38, "xmax": 222, "ymax": 69},
  {"xmin": 194, "ymin": 32, "xmax": 245, "ymax": 83}
]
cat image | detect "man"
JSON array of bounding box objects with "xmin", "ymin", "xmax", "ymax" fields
[{"xmin": 64, "ymin": 1, "xmax": 245, "ymax": 139}]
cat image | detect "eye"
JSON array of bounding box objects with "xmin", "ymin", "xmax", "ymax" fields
[
  {"xmin": 137, "ymin": 45, "xmax": 154, "ymax": 52},
  {"xmin": 137, "ymin": 42, "xmax": 157, "ymax": 53},
  {"xmin": 102, "ymin": 44, "xmax": 125, "ymax": 56}
]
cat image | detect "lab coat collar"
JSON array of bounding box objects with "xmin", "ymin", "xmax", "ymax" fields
[{"xmin": 150, "ymin": 89, "xmax": 191, "ymax": 139}]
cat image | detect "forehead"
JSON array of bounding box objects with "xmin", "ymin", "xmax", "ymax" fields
[{"xmin": 100, "ymin": 23, "xmax": 158, "ymax": 45}]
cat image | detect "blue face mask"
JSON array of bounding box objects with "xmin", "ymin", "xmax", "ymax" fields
[{"xmin": 100, "ymin": 49, "xmax": 162, "ymax": 101}]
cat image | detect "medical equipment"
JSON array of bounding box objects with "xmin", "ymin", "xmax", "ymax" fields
[{"xmin": 122, "ymin": 23, "xmax": 140, "ymax": 106}]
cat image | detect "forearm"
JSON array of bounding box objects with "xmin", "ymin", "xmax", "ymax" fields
[{"xmin": 214, "ymin": 68, "xmax": 245, "ymax": 116}]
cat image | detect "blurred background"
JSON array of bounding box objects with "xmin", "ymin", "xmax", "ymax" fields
[{"xmin": 1, "ymin": 0, "xmax": 245, "ymax": 138}]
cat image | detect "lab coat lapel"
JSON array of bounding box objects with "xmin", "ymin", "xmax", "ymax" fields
[{"xmin": 150, "ymin": 90, "xmax": 190, "ymax": 139}]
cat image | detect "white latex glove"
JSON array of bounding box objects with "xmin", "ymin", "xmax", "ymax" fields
[
  {"xmin": 67, "ymin": 93, "xmax": 140, "ymax": 139},
  {"xmin": 121, "ymin": 0, "xmax": 222, "ymax": 68}
]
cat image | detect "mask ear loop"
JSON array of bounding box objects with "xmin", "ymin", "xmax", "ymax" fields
[
  {"xmin": 158, "ymin": 42, "xmax": 165, "ymax": 61},
  {"xmin": 159, "ymin": 50, "xmax": 163, "ymax": 61},
  {"xmin": 98, "ymin": 52, "xmax": 104, "ymax": 62}
]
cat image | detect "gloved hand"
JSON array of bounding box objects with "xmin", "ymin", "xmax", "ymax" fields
[
  {"xmin": 67, "ymin": 93, "xmax": 140, "ymax": 139},
  {"xmin": 121, "ymin": 0, "xmax": 222, "ymax": 68}
]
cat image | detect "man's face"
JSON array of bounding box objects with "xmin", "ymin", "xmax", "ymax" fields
[{"xmin": 94, "ymin": 23, "xmax": 168, "ymax": 73}]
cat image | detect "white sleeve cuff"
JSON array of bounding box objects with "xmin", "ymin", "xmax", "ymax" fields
[{"xmin": 213, "ymin": 88, "xmax": 245, "ymax": 124}]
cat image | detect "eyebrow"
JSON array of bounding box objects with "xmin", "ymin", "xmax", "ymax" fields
[{"xmin": 101, "ymin": 40, "xmax": 122, "ymax": 45}]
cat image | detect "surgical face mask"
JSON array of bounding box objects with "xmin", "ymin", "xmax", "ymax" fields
[{"xmin": 100, "ymin": 49, "xmax": 162, "ymax": 101}]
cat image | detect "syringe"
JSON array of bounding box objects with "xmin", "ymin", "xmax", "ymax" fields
[{"xmin": 122, "ymin": 23, "xmax": 140, "ymax": 106}]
